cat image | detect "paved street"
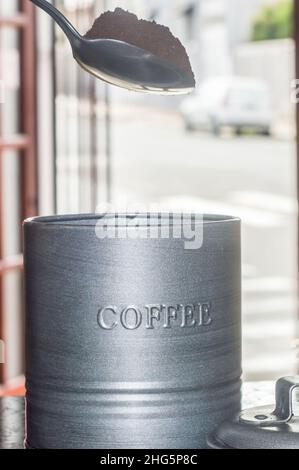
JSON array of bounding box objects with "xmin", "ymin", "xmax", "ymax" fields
[{"xmin": 111, "ymin": 107, "xmax": 298, "ymax": 381}]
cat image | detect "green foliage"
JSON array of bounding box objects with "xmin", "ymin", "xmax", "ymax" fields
[{"xmin": 252, "ymin": 0, "xmax": 293, "ymax": 41}]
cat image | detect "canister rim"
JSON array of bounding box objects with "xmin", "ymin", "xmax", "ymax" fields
[{"xmin": 24, "ymin": 213, "xmax": 240, "ymax": 228}]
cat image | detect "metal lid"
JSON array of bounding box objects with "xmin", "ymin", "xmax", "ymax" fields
[{"xmin": 208, "ymin": 376, "xmax": 299, "ymax": 449}]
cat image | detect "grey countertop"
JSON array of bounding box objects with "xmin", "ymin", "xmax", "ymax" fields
[{"xmin": 0, "ymin": 382, "xmax": 276, "ymax": 449}]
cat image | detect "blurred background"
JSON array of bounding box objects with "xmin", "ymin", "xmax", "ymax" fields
[{"xmin": 0, "ymin": 0, "xmax": 299, "ymax": 395}]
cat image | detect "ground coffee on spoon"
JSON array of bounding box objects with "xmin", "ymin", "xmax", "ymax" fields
[{"xmin": 84, "ymin": 7, "xmax": 195, "ymax": 83}]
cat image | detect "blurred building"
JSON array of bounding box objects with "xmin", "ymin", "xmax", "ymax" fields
[
  {"xmin": 116, "ymin": 0, "xmax": 276, "ymax": 81},
  {"xmin": 122, "ymin": 0, "xmax": 295, "ymax": 123}
]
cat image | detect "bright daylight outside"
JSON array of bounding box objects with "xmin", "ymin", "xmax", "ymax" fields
[{"xmin": 56, "ymin": 0, "xmax": 298, "ymax": 381}]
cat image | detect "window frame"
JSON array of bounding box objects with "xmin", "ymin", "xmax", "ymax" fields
[{"xmin": 0, "ymin": 0, "xmax": 38, "ymax": 387}]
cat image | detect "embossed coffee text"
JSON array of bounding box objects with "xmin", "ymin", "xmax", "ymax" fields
[{"xmin": 97, "ymin": 303, "xmax": 212, "ymax": 330}]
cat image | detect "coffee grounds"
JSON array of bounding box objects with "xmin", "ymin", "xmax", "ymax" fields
[{"xmin": 84, "ymin": 8, "xmax": 195, "ymax": 81}]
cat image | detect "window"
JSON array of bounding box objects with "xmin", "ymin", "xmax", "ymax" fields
[
  {"xmin": 0, "ymin": 1, "xmax": 37, "ymax": 391},
  {"xmin": 53, "ymin": 0, "xmax": 298, "ymax": 381}
]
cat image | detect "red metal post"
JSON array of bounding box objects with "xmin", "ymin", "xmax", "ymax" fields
[{"xmin": 20, "ymin": 0, "xmax": 38, "ymax": 219}]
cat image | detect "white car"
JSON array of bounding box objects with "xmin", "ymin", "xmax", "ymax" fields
[{"xmin": 180, "ymin": 76, "xmax": 273, "ymax": 135}]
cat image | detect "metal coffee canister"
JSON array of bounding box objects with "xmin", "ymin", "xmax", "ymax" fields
[{"xmin": 23, "ymin": 213, "xmax": 242, "ymax": 449}]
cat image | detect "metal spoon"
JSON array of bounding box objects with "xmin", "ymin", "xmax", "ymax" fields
[{"xmin": 30, "ymin": 0, "xmax": 195, "ymax": 95}]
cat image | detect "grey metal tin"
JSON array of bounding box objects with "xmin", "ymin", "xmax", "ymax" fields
[{"xmin": 23, "ymin": 213, "xmax": 242, "ymax": 449}]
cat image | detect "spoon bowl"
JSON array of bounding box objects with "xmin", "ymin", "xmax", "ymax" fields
[
  {"xmin": 31, "ymin": 0, "xmax": 195, "ymax": 95},
  {"xmin": 74, "ymin": 38, "xmax": 194, "ymax": 94}
]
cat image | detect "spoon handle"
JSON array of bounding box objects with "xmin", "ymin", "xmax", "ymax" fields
[{"xmin": 30, "ymin": 0, "xmax": 81, "ymax": 43}]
